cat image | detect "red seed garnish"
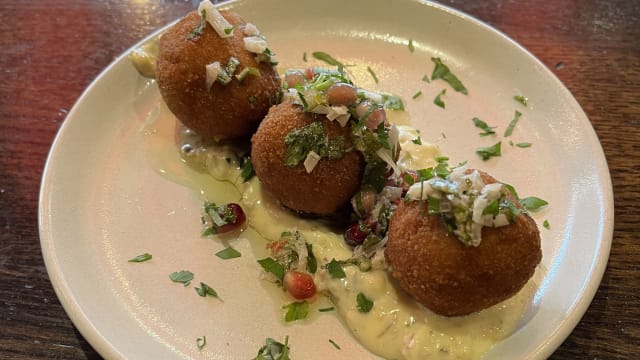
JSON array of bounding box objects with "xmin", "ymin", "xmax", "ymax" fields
[
  {"xmin": 284, "ymin": 271, "xmax": 316, "ymax": 300},
  {"xmin": 215, "ymin": 203, "xmax": 246, "ymax": 233}
]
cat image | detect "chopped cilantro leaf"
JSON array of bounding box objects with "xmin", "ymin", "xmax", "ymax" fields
[
  {"xmin": 329, "ymin": 339, "xmax": 341, "ymax": 350},
  {"xmin": 306, "ymin": 243, "xmax": 317, "ymax": 274},
  {"xmin": 284, "ymin": 121, "xmax": 345, "ymax": 167},
  {"xmin": 319, "ymin": 306, "xmax": 335, "ymax": 312},
  {"xmin": 240, "ymin": 156, "xmax": 255, "ymax": 182},
  {"xmin": 187, "ymin": 9, "xmax": 207, "ymax": 40},
  {"xmin": 253, "ymin": 336, "xmax": 290, "ymax": 360},
  {"xmin": 472, "ymin": 117, "xmax": 496, "ymax": 136},
  {"xmin": 215, "ymin": 246, "xmax": 241, "ymax": 259},
  {"xmin": 408, "ymin": 39, "xmax": 415, "ymax": 52},
  {"xmin": 169, "ymin": 270, "xmax": 194, "ymax": 286},
  {"xmin": 520, "ymin": 196, "xmax": 548, "ymax": 211},
  {"xmin": 195, "ymin": 282, "xmax": 220, "ymax": 299},
  {"xmin": 516, "ymin": 142, "xmax": 532, "ymax": 148},
  {"xmin": 412, "ymin": 90, "xmax": 423, "ymax": 99},
  {"xmin": 543, "ymin": 219, "xmax": 550, "ymax": 229},
  {"xmin": 433, "ymin": 89, "xmax": 446, "ymax": 108},
  {"xmin": 258, "ymin": 257, "xmax": 285, "ymax": 282},
  {"xmin": 427, "ymin": 196, "xmax": 441, "ymax": 214},
  {"xmin": 224, "ymin": 25, "xmax": 236, "ymax": 35},
  {"xmin": 421, "ymin": 74, "xmax": 430, "ymax": 83},
  {"xmin": 431, "ymin": 57, "xmax": 468, "ymax": 94},
  {"xmin": 367, "ymin": 66, "xmax": 379, "ymax": 83},
  {"xmin": 312, "ymin": 51, "xmax": 345, "ymax": 72},
  {"xmin": 326, "ymin": 259, "xmax": 346, "ymax": 279},
  {"xmin": 196, "ymin": 336, "xmax": 206, "ymax": 351},
  {"xmin": 504, "ymin": 110, "xmax": 522, "ymax": 137},
  {"xmin": 356, "ymin": 292, "xmax": 374, "ymax": 313},
  {"xmin": 128, "ymin": 253, "xmax": 152, "ymax": 263},
  {"xmin": 302, "ymin": 52, "xmax": 307, "ymax": 62},
  {"xmin": 381, "ymin": 93, "xmax": 405, "ymax": 111},
  {"xmin": 514, "ymin": 95, "xmax": 528, "ymax": 106},
  {"xmin": 476, "ymin": 141, "xmax": 502, "ymax": 161},
  {"xmin": 412, "ymin": 137, "xmax": 422, "ymax": 145},
  {"xmin": 283, "ymin": 301, "xmax": 309, "ymax": 322}
]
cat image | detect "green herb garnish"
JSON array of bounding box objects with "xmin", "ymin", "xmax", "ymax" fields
[
  {"xmin": 408, "ymin": 39, "xmax": 415, "ymax": 52},
  {"xmin": 421, "ymin": 74, "xmax": 430, "ymax": 83},
  {"xmin": 504, "ymin": 110, "xmax": 522, "ymax": 137},
  {"xmin": 258, "ymin": 257, "xmax": 285, "ymax": 282},
  {"xmin": 520, "ymin": 196, "xmax": 548, "ymax": 211},
  {"xmin": 196, "ymin": 336, "xmax": 207, "ymax": 351},
  {"xmin": 253, "ymin": 336, "xmax": 291, "ymax": 360},
  {"xmin": 302, "ymin": 52, "xmax": 307, "ymax": 62},
  {"xmin": 412, "ymin": 90, "xmax": 423, "ymax": 99},
  {"xmin": 319, "ymin": 306, "xmax": 335, "ymax": 312},
  {"xmin": 356, "ymin": 292, "xmax": 374, "ymax": 313},
  {"xmin": 224, "ymin": 25, "xmax": 236, "ymax": 35},
  {"xmin": 306, "ymin": 243, "xmax": 317, "ymax": 274},
  {"xmin": 367, "ymin": 66, "xmax": 379, "ymax": 83},
  {"xmin": 543, "ymin": 219, "xmax": 550, "ymax": 229},
  {"xmin": 195, "ymin": 282, "xmax": 220, "ymax": 299},
  {"xmin": 329, "ymin": 339, "xmax": 341, "ymax": 350},
  {"xmin": 128, "ymin": 253, "xmax": 152, "ymax": 263},
  {"xmin": 215, "ymin": 247, "xmax": 241, "ymax": 260},
  {"xmin": 412, "ymin": 137, "xmax": 422, "ymax": 145},
  {"xmin": 169, "ymin": 270, "xmax": 194, "ymax": 286},
  {"xmin": 433, "ymin": 89, "xmax": 446, "ymax": 108},
  {"xmin": 326, "ymin": 259, "xmax": 346, "ymax": 279},
  {"xmin": 283, "ymin": 301, "xmax": 309, "ymax": 322},
  {"xmin": 476, "ymin": 141, "xmax": 502, "ymax": 160},
  {"xmin": 187, "ymin": 9, "xmax": 207, "ymax": 40},
  {"xmin": 515, "ymin": 142, "xmax": 532, "ymax": 148},
  {"xmin": 240, "ymin": 156, "xmax": 255, "ymax": 182},
  {"xmin": 312, "ymin": 51, "xmax": 345, "ymax": 72},
  {"xmin": 472, "ymin": 117, "xmax": 496, "ymax": 136},
  {"xmin": 514, "ymin": 95, "xmax": 528, "ymax": 106},
  {"xmin": 284, "ymin": 121, "xmax": 345, "ymax": 167},
  {"xmin": 235, "ymin": 66, "xmax": 260, "ymax": 82},
  {"xmin": 381, "ymin": 93, "xmax": 405, "ymax": 111},
  {"xmin": 431, "ymin": 57, "xmax": 468, "ymax": 94}
]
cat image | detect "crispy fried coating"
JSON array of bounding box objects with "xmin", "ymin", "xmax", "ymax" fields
[
  {"xmin": 156, "ymin": 10, "xmax": 281, "ymax": 140},
  {"xmin": 251, "ymin": 102, "xmax": 364, "ymax": 215},
  {"xmin": 385, "ymin": 171, "xmax": 541, "ymax": 317}
]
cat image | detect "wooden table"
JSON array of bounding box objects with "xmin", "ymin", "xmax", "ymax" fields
[{"xmin": 1, "ymin": 0, "xmax": 638, "ymax": 358}]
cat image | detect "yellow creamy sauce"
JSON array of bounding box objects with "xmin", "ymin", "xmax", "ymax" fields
[{"xmin": 140, "ymin": 99, "xmax": 536, "ymax": 360}]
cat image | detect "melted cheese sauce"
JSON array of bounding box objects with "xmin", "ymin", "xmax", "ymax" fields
[{"xmin": 140, "ymin": 97, "xmax": 536, "ymax": 360}]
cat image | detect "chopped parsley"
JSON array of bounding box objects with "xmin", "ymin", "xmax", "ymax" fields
[
  {"xmin": 472, "ymin": 117, "xmax": 496, "ymax": 136},
  {"xmin": 515, "ymin": 142, "xmax": 532, "ymax": 148},
  {"xmin": 520, "ymin": 196, "xmax": 548, "ymax": 211},
  {"xmin": 215, "ymin": 246, "xmax": 241, "ymax": 259},
  {"xmin": 224, "ymin": 25, "xmax": 236, "ymax": 35},
  {"xmin": 169, "ymin": 270, "xmax": 194, "ymax": 286},
  {"xmin": 412, "ymin": 136, "xmax": 422, "ymax": 145},
  {"xmin": 253, "ymin": 336, "xmax": 291, "ymax": 360},
  {"xmin": 240, "ymin": 156, "xmax": 255, "ymax": 182},
  {"xmin": 283, "ymin": 301, "xmax": 309, "ymax": 322},
  {"xmin": 195, "ymin": 282, "xmax": 220, "ymax": 299},
  {"xmin": 543, "ymin": 219, "xmax": 550, "ymax": 229},
  {"xmin": 329, "ymin": 339, "xmax": 341, "ymax": 350},
  {"xmin": 367, "ymin": 66, "xmax": 379, "ymax": 83},
  {"xmin": 318, "ymin": 306, "xmax": 335, "ymax": 312},
  {"xmin": 196, "ymin": 336, "xmax": 207, "ymax": 351},
  {"xmin": 356, "ymin": 292, "xmax": 374, "ymax": 313},
  {"xmin": 312, "ymin": 51, "xmax": 345, "ymax": 73},
  {"xmin": 433, "ymin": 89, "xmax": 446, "ymax": 108},
  {"xmin": 283, "ymin": 122, "xmax": 345, "ymax": 167},
  {"xmin": 306, "ymin": 243, "xmax": 317, "ymax": 274},
  {"xmin": 504, "ymin": 110, "xmax": 522, "ymax": 137},
  {"xmin": 408, "ymin": 39, "xmax": 415, "ymax": 52},
  {"xmin": 257, "ymin": 257, "xmax": 285, "ymax": 282},
  {"xmin": 235, "ymin": 66, "xmax": 260, "ymax": 82},
  {"xmin": 476, "ymin": 141, "xmax": 502, "ymax": 160},
  {"xmin": 412, "ymin": 90, "xmax": 423, "ymax": 99},
  {"xmin": 514, "ymin": 94, "xmax": 528, "ymax": 106},
  {"xmin": 421, "ymin": 74, "xmax": 430, "ymax": 83},
  {"xmin": 128, "ymin": 253, "xmax": 152, "ymax": 263},
  {"xmin": 187, "ymin": 9, "xmax": 207, "ymax": 40},
  {"xmin": 381, "ymin": 93, "xmax": 405, "ymax": 111},
  {"xmin": 326, "ymin": 259, "xmax": 346, "ymax": 279},
  {"xmin": 431, "ymin": 57, "xmax": 468, "ymax": 94},
  {"xmin": 302, "ymin": 52, "xmax": 307, "ymax": 62}
]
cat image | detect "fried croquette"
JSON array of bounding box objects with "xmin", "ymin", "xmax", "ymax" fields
[
  {"xmin": 251, "ymin": 102, "xmax": 364, "ymax": 215},
  {"xmin": 385, "ymin": 171, "xmax": 541, "ymax": 317},
  {"xmin": 156, "ymin": 10, "xmax": 281, "ymax": 140}
]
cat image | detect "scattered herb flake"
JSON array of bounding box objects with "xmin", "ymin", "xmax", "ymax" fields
[
  {"xmin": 128, "ymin": 253, "xmax": 152, "ymax": 263},
  {"xmin": 367, "ymin": 66, "xmax": 379, "ymax": 84},
  {"xmin": 283, "ymin": 301, "xmax": 309, "ymax": 322},
  {"xmin": 216, "ymin": 246, "xmax": 241, "ymax": 260},
  {"xmin": 329, "ymin": 339, "xmax": 341, "ymax": 350},
  {"xmin": 312, "ymin": 51, "xmax": 345, "ymax": 72},
  {"xmin": 433, "ymin": 89, "xmax": 446, "ymax": 108},
  {"xmin": 306, "ymin": 243, "xmax": 318, "ymax": 274},
  {"xmin": 543, "ymin": 219, "xmax": 550, "ymax": 229},
  {"xmin": 476, "ymin": 141, "xmax": 502, "ymax": 161},
  {"xmin": 381, "ymin": 93, "xmax": 405, "ymax": 111},
  {"xmin": 302, "ymin": 52, "xmax": 307, "ymax": 62},
  {"xmin": 187, "ymin": 9, "xmax": 207, "ymax": 40},
  {"xmin": 520, "ymin": 196, "xmax": 548, "ymax": 211},
  {"xmin": 514, "ymin": 95, "xmax": 528, "ymax": 106},
  {"xmin": 258, "ymin": 257, "xmax": 285, "ymax": 282},
  {"xmin": 253, "ymin": 336, "xmax": 291, "ymax": 360},
  {"xmin": 504, "ymin": 110, "xmax": 523, "ymax": 137},
  {"xmin": 169, "ymin": 270, "xmax": 194, "ymax": 286},
  {"xmin": 472, "ymin": 117, "xmax": 497, "ymax": 136},
  {"xmin": 421, "ymin": 74, "xmax": 430, "ymax": 83},
  {"xmin": 431, "ymin": 57, "xmax": 468, "ymax": 94},
  {"xmin": 516, "ymin": 142, "xmax": 532, "ymax": 148},
  {"xmin": 224, "ymin": 25, "xmax": 236, "ymax": 35},
  {"xmin": 412, "ymin": 90, "xmax": 423, "ymax": 99},
  {"xmin": 408, "ymin": 39, "xmax": 415, "ymax": 52},
  {"xmin": 196, "ymin": 336, "xmax": 207, "ymax": 351},
  {"xmin": 327, "ymin": 259, "xmax": 346, "ymax": 279},
  {"xmin": 412, "ymin": 137, "xmax": 422, "ymax": 145},
  {"xmin": 240, "ymin": 156, "xmax": 255, "ymax": 182},
  {"xmin": 356, "ymin": 292, "xmax": 374, "ymax": 313},
  {"xmin": 319, "ymin": 306, "xmax": 335, "ymax": 312},
  {"xmin": 195, "ymin": 282, "xmax": 220, "ymax": 299}
]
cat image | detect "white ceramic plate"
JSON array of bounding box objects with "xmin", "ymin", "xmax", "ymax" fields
[{"xmin": 39, "ymin": 0, "xmax": 613, "ymax": 358}]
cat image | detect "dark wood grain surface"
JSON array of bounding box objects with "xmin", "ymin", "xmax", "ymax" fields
[{"xmin": 1, "ymin": 0, "xmax": 638, "ymax": 358}]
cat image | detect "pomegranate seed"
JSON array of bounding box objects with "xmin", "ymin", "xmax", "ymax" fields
[
  {"xmin": 284, "ymin": 271, "xmax": 316, "ymax": 300},
  {"xmin": 215, "ymin": 203, "xmax": 246, "ymax": 233},
  {"xmin": 344, "ymin": 221, "xmax": 371, "ymax": 246}
]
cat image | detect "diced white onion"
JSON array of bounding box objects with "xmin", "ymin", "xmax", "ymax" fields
[
  {"xmin": 326, "ymin": 105, "xmax": 351, "ymax": 126},
  {"xmin": 205, "ymin": 61, "xmax": 223, "ymax": 90},
  {"xmin": 376, "ymin": 147, "xmax": 401, "ymax": 177},
  {"xmin": 303, "ymin": 151, "xmax": 321, "ymax": 173},
  {"xmin": 381, "ymin": 186, "xmax": 402, "ymax": 202},
  {"xmin": 198, "ymin": 0, "xmax": 233, "ymax": 38},
  {"xmin": 243, "ymin": 36, "xmax": 268, "ymax": 54},
  {"xmin": 243, "ymin": 22, "xmax": 259, "ymax": 36}
]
